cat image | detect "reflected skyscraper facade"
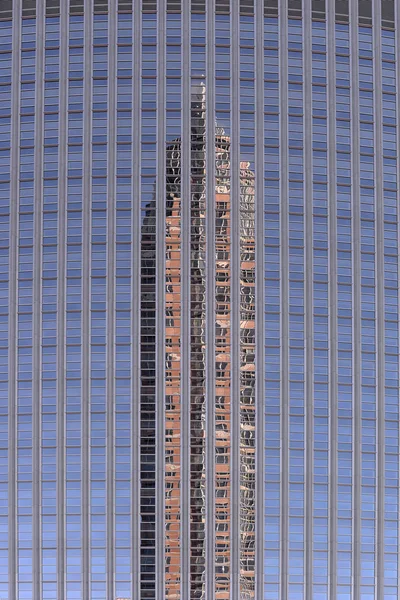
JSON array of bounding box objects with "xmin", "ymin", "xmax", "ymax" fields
[
  {"xmin": 141, "ymin": 85, "xmax": 256, "ymax": 599},
  {"xmin": 2, "ymin": 0, "xmax": 400, "ymax": 599}
]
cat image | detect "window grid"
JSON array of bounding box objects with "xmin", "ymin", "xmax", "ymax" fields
[{"xmin": 2, "ymin": 3, "xmax": 399, "ymax": 600}]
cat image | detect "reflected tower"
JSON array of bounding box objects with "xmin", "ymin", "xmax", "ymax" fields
[{"xmin": 141, "ymin": 84, "xmax": 256, "ymax": 599}]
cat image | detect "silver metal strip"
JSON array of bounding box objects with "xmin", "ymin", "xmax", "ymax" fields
[
  {"xmin": 326, "ymin": 2, "xmax": 338, "ymax": 598},
  {"xmin": 8, "ymin": 2, "xmax": 21, "ymax": 598},
  {"xmin": 107, "ymin": 2, "xmax": 117, "ymax": 596},
  {"xmin": 302, "ymin": 0, "xmax": 314, "ymax": 596},
  {"xmin": 255, "ymin": 0, "xmax": 265, "ymax": 595},
  {"xmin": 279, "ymin": 1, "xmax": 289, "ymax": 598},
  {"xmin": 205, "ymin": 0, "xmax": 216, "ymax": 595},
  {"xmin": 349, "ymin": 1, "xmax": 361, "ymax": 597},
  {"xmin": 396, "ymin": 3, "xmax": 400, "ymax": 595},
  {"xmin": 82, "ymin": 2, "xmax": 93, "ymax": 597},
  {"xmin": 156, "ymin": 2, "xmax": 166, "ymax": 597},
  {"xmin": 33, "ymin": 3, "xmax": 45, "ymax": 597},
  {"xmin": 131, "ymin": 0, "xmax": 141, "ymax": 597},
  {"xmin": 57, "ymin": 1, "xmax": 69, "ymax": 598},
  {"xmin": 181, "ymin": 0, "xmax": 191, "ymax": 597},
  {"xmin": 372, "ymin": 1, "xmax": 384, "ymax": 597},
  {"xmin": 230, "ymin": 0, "xmax": 240, "ymax": 598}
]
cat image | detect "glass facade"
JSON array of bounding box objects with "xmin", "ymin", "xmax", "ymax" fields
[{"xmin": 1, "ymin": 0, "xmax": 399, "ymax": 599}]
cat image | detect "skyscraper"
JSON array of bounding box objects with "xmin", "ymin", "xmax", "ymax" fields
[{"xmin": 1, "ymin": 0, "xmax": 400, "ymax": 599}]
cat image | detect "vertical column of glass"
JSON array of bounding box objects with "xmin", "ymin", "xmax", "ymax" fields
[
  {"xmin": 303, "ymin": 4, "xmax": 314, "ymax": 595},
  {"xmin": 30, "ymin": 5, "xmax": 44, "ymax": 598},
  {"xmin": 238, "ymin": 10, "xmax": 256, "ymax": 599},
  {"xmin": 131, "ymin": 2, "xmax": 142, "ymax": 598},
  {"xmin": 214, "ymin": 7, "xmax": 231, "ymax": 597},
  {"xmin": 350, "ymin": 0, "xmax": 362, "ymax": 594},
  {"xmin": 254, "ymin": 1, "xmax": 265, "ymax": 598},
  {"xmin": 164, "ymin": 11, "xmax": 182, "ymax": 599},
  {"xmin": 41, "ymin": 14, "xmax": 60, "ymax": 600},
  {"xmin": 8, "ymin": 3, "xmax": 20, "ymax": 597},
  {"xmin": 230, "ymin": 1, "xmax": 240, "ymax": 596},
  {"xmin": 205, "ymin": 0, "xmax": 216, "ymax": 596},
  {"xmin": 190, "ymin": 45, "xmax": 206, "ymax": 597},
  {"xmin": 66, "ymin": 10, "xmax": 84, "ymax": 600},
  {"xmin": 57, "ymin": 1, "xmax": 67, "ymax": 596},
  {"xmin": 17, "ymin": 16, "xmax": 36, "ymax": 600},
  {"xmin": 358, "ymin": 23, "xmax": 376, "ymax": 599},
  {"xmin": 155, "ymin": 2, "xmax": 166, "ymax": 596},
  {"xmin": 190, "ymin": 8, "xmax": 207, "ymax": 599},
  {"xmin": 397, "ymin": 12, "xmax": 400, "ymax": 600},
  {"xmin": 106, "ymin": 4, "xmax": 116, "ymax": 597},
  {"xmin": 140, "ymin": 10, "xmax": 157, "ymax": 598},
  {"xmin": 263, "ymin": 11, "xmax": 280, "ymax": 600},
  {"xmin": 381, "ymin": 25, "xmax": 399, "ymax": 600},
  {"xmin": 131, "ymin": 1, "xmax": 141, "ymax": 596},
  {"xmin": 310, "ymin": 18, "xmax": 329, "ymax": 600},
  {"xmin": 181, "ymin": 1, "xmax": 191, "ymax": 597},
  {"xmin": 372, "ymin": 2, "xmax": 386, "ymax": 598},
  {"xmin": 287, "ymin": 15, "xmax": 305, "ymax": 600},
  {"xmin": 0, "ymin": 15, "xmax": 12, "ymax": 600},
  {"xmin": 327, "ymin": 4, "xmax": 339, "ymax": 598},
  {"xmin": 33, "ymin": 4, "xmax": 45, "ymax": 595},
  {"xmin": 115, "ymin": 9, "xmax": 133, "ymax": 598},
  {"xmin": 90, "ymin": 12, "xmax": 108, "ymax": 600},
  {"xmin": 373, "ymin": 3, "xmax": 385, "ymax": 595},
  {"xmin": 335, "ymin": 20, "xmax": 353, "ymax": 600},
  {"xmin": 81, "ymin": 3, "xmax": 92, "ymax": 597}
]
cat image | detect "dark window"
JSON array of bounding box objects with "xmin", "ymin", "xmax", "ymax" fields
[
  {"xmin": 240, "ymin": 0, "xmax": 253, "ymax": 15},
  {"xmin": 216, "ymin": 0, "xmax": 230, "ymax": 15},
  {"xmin": 46, "ymin": 0, "xmax": 59, "ymax": 15},
  {"xmin": 0, "ymin": 0, "xmax": 12, "ymax": 20},
  {"xmin": 143, "ymin": 0, "xmax": 157, "ymax": 12},
  {"xmin": 118, "ymin": 0, "xmax": 133, "ymax": 10},
  {"xmin": 288, "ymin": 0, "xmax": 302, "ymax": 19},
  {"xmin": 22, "ymin": 0, "xmax": 36, "ymax": 17},
  {"xmin": 312, "ymin": 0, "xmax": 325, "ymax": 20},
  {"xmin": 94, "ymin": 0, "xmax": 108, "ymax": 13},
  {"xmin": 69, "ymin": 0, "xmax": 84, "ymax": 14},
  {"xmin": 167, "ymin": 0, "xmax": 181, "ymax": 11},
  {"xmin": 264, "ymin": 0, "xmax": 278, "ymax": 17},
  {"xmin": 382, "ymin": 0, "xmax": 395, "ymax": 30},
  {"xmin": 335, "ymin": 0, "xmax": 349, "ymax": 23},
  {"xmin": 359, "ymin": 0, "xmax": 372, "ymax": 26}
]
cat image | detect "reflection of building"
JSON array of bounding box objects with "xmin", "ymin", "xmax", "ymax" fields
[
  {"xmin": 147, "ymin": 86, "xmax": 256, "ymax": 599},
  {"xmin": 140, "ymin": 186, "xmax": 157, "ymax": 600}
]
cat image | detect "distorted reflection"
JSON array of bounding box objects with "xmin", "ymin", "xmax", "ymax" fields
[{"xmin": 141, "ymin": 83, "xmax": 256, "ymax": 599}]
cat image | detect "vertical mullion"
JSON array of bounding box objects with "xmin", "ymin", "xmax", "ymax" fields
[
  {"xmin": 302, "ymin": 0, "xmax": 314, "ymax": 597},
  {"xmin": 372, "ymin": 1, "xmax": 385, "ymax": 598},
  {"xmin": 9, "ymin": 2, "xmax": 22, "ymax": 599},
  {"xmin": 205, "ymin": 0, "xmax": 216, "ymax": 596},
  {"xmin": 57, "ymin": 1, "xmax": 69, "ymax": 598},
  {"xmin": 255, "ymin": 0, "xmax": 265, "ymax": 596},
  {"xmin": 107, "ymin": 1, "xmax": 117, "ymax": 598},
  {"xmin": 33, "ymin": 2, "xmax": 45, "ymax": 598},
  {"xmin": 327, "ymin": 1, "xmax": 338, "ymax": 598},
  {"xmin": 181, "ymin": 0, "xmax": 191, "ymax": 598},
  {"xmin": 279, "ymin": 2, "xmax": 289, "ymax": 598},
  {"xmin": 156, "ymin": 2, "xmax": 166, "ymax": 598},
  {"xmin": 131, "ymin": 0, "xmax": 141, "ymax": 597},
  {"xmin": 396, "ymin": 1, "xmax": 400, "ymax": 594},
  {"xmin": 82, "ymin": 2, "xmax": 93, "ymax": 598},
  {"xmin": 350, "ymin": 2, "xmax": 361, "ymax": 598},
  {"xmin": 230, "ymin": 1, "xmax": 240, "ymax": 598}
]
